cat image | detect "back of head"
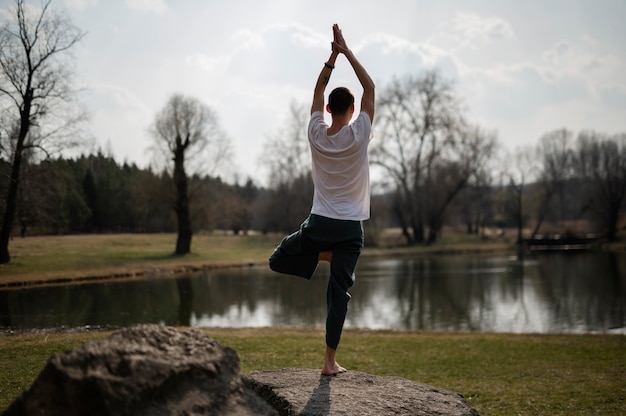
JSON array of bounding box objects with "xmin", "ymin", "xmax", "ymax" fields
[{"xmin": 328, "ymin": 87, "xmax": 355, "ymax": 116}]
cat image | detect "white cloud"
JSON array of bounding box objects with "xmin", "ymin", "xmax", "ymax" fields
[
  {"xmin": 541, "ymin": 36, "xmax": 626, "ymax": 98},
  {"xmin": 452, "ymin": 12, "xmax": 515, "ymax": 46},
  {"xmin": 126, "ymin": 0, "xmax": 168, "ymax": 15},
  {"xmin": 231, "ymin": 29, "xmax": 263, "ymax": 50},
  {"xmin": 63, "ymin": 0, "xmax": 97, "ymax": 10},
  {"xmin": 184, "ymin": 53, "xmax": 220, "ymax": 73},
  {"xmin": 90, "ymin": 83, "xmax": 151, "ymax": 113},
  {"xmin": 357, "ymin": 33, "xmax": 460, "ymax": 82},
  {"xmin": 599, "ymin": 85, "xmax": 626, "ymax": 109},
  {"xmin": 227, "ymin": 24, "xmax": 324, "ymax": 86},
  {"xmin": 288, "ymin": 24, "xmax": 327, "ymax": 48},
  {"xmin": 361, "ymin": 33, "xmax": 447, "ymax": 63}
]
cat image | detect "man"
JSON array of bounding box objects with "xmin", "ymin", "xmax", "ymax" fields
[{"xmin": 269, "ymin": 24, "xmax": 375, "ymax": 376}]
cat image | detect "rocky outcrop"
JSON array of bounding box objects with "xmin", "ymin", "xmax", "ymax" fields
[
  {"xmin": 3, "ymin": 325, "xmax": 480, "ymax": 416},
  {"xmin": 246, "ymin": 368, "xmax": 479, "ymax": 416},
  {"xmin": 2, "ymin": 325, "xmax": 277, "ymax": 416}
]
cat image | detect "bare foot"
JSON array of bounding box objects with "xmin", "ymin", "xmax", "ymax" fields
[
  {"xmin": 318, "ymin": 251, "xmax": 333, "ymax": 262},
  {"xmin": 321, "ymin": 361, "xmax": 347, "ymax": 376}
]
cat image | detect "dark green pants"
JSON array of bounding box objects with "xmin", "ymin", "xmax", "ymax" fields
[{"xmin": 269, "ymin": 214, "xmax": 364, "ymax": 349}]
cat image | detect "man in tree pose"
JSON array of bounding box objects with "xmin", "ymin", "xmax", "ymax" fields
[{"xmin": 269, "ymin": 24, "xmax": 375, "ymax": 376}]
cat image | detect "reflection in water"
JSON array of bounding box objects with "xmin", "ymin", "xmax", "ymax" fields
[
  {"xmin": 177, "ymin": 277, "xmax": 193, "ymax": 326},
  {"xmin": 1, "ymin": 252, "xmax": 625, "ymax": 334}
]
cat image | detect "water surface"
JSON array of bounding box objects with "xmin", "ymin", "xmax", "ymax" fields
[{"xmin": 1, "ymin": 252, "xmax": 624, "ymax": 334}]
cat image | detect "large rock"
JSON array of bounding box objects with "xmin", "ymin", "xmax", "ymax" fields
[
  {"xmin": 2, "ymin": 325, "xmax": 277, "ymax": 416},
  {"xmin": 246, "ymin": 368, "xmax": 479, "ymax": 416}
]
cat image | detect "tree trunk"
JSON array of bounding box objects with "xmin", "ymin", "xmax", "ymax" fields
[
  {"xmin": 515, "ymin": 187, "xmax": 524, "ymax": 245},
  {"xmin": 176, "ymin": 277, "xmax": 193, "ymax": 326},
  {"xmin": 426, "ymin": 213, "xmax": 443, "ymax": 245},
  {"xmin": 392, "ymin": 201, "xmax": 413, "ymax": 245},
  {"xmin": 173, "ymin": 148, "xmax": 192, "ymax": 255},
  {"xmin": 516, "ymin": 216, "xmax": 523, "ymax": 245},
  {"xmin": 0, "ymin": 92, "xmax": 32, "ymax": 264},
  {"xmin": 531, "ymin": 196, "xmax": 550, "ymax": 238},
  {"xmin": 0, "ymin": 156, "xmax": 21, "ymax": 263},
  {"xmin": 413, "ymin": 221, "xmax": 424, "ymax": 244},
  {"xmin": 410, "ymin": 201, "xmax": 424, "ymax": 244},
  {"xmin": 606, "ymin": 200, "xmax": 620, "ymax": 242}
]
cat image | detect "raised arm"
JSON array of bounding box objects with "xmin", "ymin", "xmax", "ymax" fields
[
  {"xmin": 311, "ymin": 49, "xmax": 338, "ymax": 115},
  {"xmin": 332, "ymin": 24, "xmax": 375, "ymax": 122}
]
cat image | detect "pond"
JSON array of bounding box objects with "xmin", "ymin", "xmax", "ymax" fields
[{"xmin": 1, "ymin": 251, "xmax": 625, "ymax": 334}]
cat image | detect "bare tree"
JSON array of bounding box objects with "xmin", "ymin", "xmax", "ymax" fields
[
  {"xmin": 531, "ymin": 128, "xmax": 574, "ymax": 237},
  {"xmin": 260, "ymin": 101, "xmax": 310, "ymax": 188},
  {"xmin": 459, "ymin": 157, "xmax": 497, "ymax": 237},
  {"xmin": 0, "ymin": 0, "xmax": 86, "ymax": 263},
  {"xmin": 372, "ymin": 71, "xmax": 459, "ymax": 243},
  {"xmin": 372, "ymin": 70, "xmax": 485, "ymax": 245},
  {"xmin": 258, "ymin": 100, "xmax": 313, "ymax": 232},
  {"xmin": 497, "ymin": 146, "xmax": 538, "ymax": 243},
  {"xmin": 422, "ymin": 125, "xmax": 498, "ymax": 244},
  {"xmin": 150, "ymin": 93, "xmax": 232, "ymax": 255},
  {"xmin": 576, "ymin": 131, "xmax": 626, "ymax": 241}
]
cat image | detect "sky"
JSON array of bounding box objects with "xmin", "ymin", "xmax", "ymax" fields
[{"xmin": 2, "ymin": 0, "xmax": 626, "ymax": 185}]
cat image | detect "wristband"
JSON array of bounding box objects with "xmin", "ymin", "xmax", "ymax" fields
[{"xmin": 324, "ymin": 62, "xmax": 335, "ymax": 70}]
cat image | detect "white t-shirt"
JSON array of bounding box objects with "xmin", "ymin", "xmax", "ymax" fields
[{"xmin": 308, "ymin": 111, "xmax": 372, "ymax": 221}]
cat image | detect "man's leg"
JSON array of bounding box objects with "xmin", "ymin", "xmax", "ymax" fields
[
  {"xmin": 322, "ymin": 250, "xmax": 359, "ymax": 375},
  {"xmin": 323, "ymin": 345, "xmax": 346, "ymax": 376},
  {"xmin": 318, "ymin": 251, "xmax": 333, "ymax": 262},
  {"xmin": 268, "ymin": 218, "xmax": 320, "ymax": 279},
  {"xmin": 322, "ymin": 221, "xmax": 362, "ymax": 375}
]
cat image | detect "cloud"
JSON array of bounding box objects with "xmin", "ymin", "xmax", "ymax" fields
[
  {"xmin": 126, "ymin": 0, "xmax": 168, "ymax": 15},
  {"xmin": 231, "ymin": 29, "xmax": 263, "ymax": 50},
  {"xmin": 63, "ymin": 0, "xmax": 97, "ymax": 10},
  {"xmin": 227, "ymin": 24, "xmax": 325, "ymax": 86},
  {"xmin": 461, "ymin": 61, "xmax": 588, "ymax": 125},
  {"xmin": 452, "ymin": 12, "xmax": 515, "ymax": 45},
  {"xmin": 358, "ymin": 33, "xmax": 459, "ymax": 81},
  {"xmin": 600, "ymin": 86, "xmax": 626, "ymax": 108},
  {"xmin": 184, "ymin": 53, "xmax": 220, "ymax": 73},
  {"xmin": 542, "ymin": 37, "xmax": 626, "ymax": 97},
  {"xmin": 449, "ymin": 25, "xmax": 625, "ymax": 141}
]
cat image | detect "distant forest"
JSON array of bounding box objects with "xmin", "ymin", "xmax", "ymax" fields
[{"xmin": 2, "ymin": 123, "xmax": 625, "ymax": 248}]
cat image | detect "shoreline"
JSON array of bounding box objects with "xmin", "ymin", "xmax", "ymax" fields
[
  {"xmin": 0, "ymin": 244, "xmax": 516, "ymax": 290},
  {"xmin": 0, "ymin": 259, "xmax": 264, "ymax": 290}
]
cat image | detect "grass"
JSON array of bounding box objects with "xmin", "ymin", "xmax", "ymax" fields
[
  {"xmin": 0, "ymin": 233, "xmax": 280, "ymax": 286},
  {"xmin": 1, "ymin": 327, "xmax": 624, "ymax": 415}
]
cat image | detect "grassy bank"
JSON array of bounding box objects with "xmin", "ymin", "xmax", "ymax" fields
[
  {"xmin": 0, "ymin": 231, "xmax": 514, "ymax": 287},
  {"xmin": 0, "ymin": 233, "xmax": 279, "ymax": 287},
  {"xmin": 1, "ymin": 328, "xmax": 624, "ymax": 415}
]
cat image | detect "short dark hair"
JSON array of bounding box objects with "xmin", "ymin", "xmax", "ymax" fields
[{"xmin": 328, "ymin": 87, "xmax": 354, "ymax": 115}]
